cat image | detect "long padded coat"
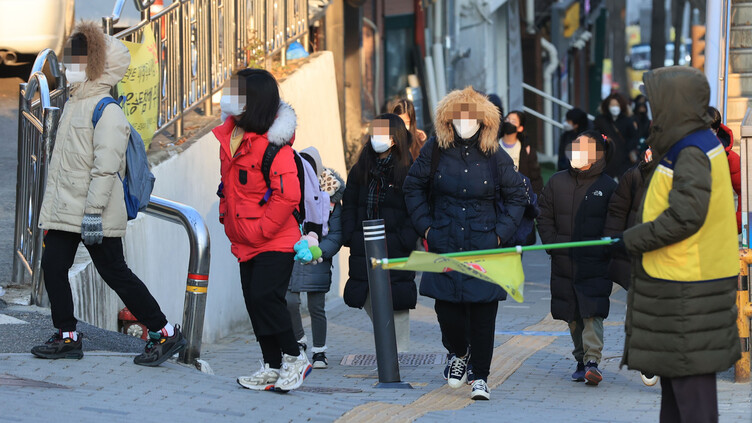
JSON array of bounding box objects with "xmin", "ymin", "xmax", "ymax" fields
[
  {"xmin": 341, "ymin": 159, "xmax": 419, "ymax": 311},
  {"xmin": 402, "ymin": 87, "xmax": 528, "ymax": 304},
  {"xmin": 537, "ymin": 155, "xmax": 617, "ymax": 322}
]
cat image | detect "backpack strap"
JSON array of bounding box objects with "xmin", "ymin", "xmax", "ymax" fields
[
  {"xmin": 259, "ymin": 143, "xmax": 282, "ymax": 206},
  {"xmin": 259, "ymin": 143, "xmax": 305, "ymax": 226},
  {"xmin": 292, "ymin": 152, "xmax": 306, "ymax": 225},
  {"xmin": 489, "ymin": 152, "xmax": 500, "ymax": 201},
  {"xmin": 428, "ymin": 140, "xmax": 440, "ymax": 205},
  {"xmin": 92, "ymin": 96, "xmax": 125, "ymax": 128}
]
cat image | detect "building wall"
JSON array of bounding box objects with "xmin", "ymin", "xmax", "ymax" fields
[{"xmin": 68, "ymin": 52, "xmax": 347, "ymax": 344}]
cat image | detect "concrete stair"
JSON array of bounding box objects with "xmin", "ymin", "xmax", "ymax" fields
[{"xmin": 728, "ymin": 1, "xmax": 752, "ymax": 139}]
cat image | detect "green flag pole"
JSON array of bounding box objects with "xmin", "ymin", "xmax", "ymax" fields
[{"xmin": 375, "ymin": 238, "xmax": 618, "ymax": 267}]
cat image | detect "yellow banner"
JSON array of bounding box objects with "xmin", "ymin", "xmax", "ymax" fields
[
  {"xmin": 117, "ymin": 26, "xmax": 159, "ymax": 149},
  {"xmin": 385, "ymin": 251, "xmax": 525, "ymax": 303}
]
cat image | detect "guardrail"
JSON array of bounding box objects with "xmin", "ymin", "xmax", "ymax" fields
[
  {"xmin": 107, "ymin": 0, "xmax": 309, "ymax": 139},
  {"xmin": 12, "ymin": 50, "xmax": 67, "ymax": 303},
  {"xmin": 145, "ymin": 196, "xmax": 211, "ymax": 365}
]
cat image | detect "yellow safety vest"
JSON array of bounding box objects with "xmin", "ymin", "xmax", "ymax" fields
[{"xmin": 642, "ymin": 130, "xmax": 738, "ymax": 282}]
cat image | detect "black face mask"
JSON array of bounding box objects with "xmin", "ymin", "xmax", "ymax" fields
[{"xmin": 501, "ymin": 122, "xmax": 518, "ymax": 135}]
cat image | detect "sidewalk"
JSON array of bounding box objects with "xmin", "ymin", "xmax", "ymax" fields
[{"xmin": 1, "ymin": 249, "xmax": 750, "ymax": 422}]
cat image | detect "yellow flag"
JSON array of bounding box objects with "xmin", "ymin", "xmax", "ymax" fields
[
  {"xmin": 384, "ymin": 251, "xmax": 525, "ymax": 303},
  {"xmin": 117, "ymin": 26, "xmax": 159, "ymax": 148}
]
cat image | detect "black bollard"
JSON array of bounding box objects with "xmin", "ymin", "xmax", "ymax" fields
[{"xmin": 363, "ymin": 220, "xmax": 412, "ymax": 389}]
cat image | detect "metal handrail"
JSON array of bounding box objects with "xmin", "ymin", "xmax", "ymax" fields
[
  {"xmin": 521, "ymin": 83, "xmax": 595, "ymax": 120},
  {"xmin": 144, "ymin": 196, "xmax": 211, "ymax": 365},
  {"xmin": 12, "ymin": 49, "xmax": 66, "ymax": 302},
  {"xmin": 523, "ymin": 106, "xmax": 565, "ymax": 130}
]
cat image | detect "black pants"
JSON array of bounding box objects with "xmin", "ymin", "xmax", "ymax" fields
[
  {"xmin": 41, "ymin": 230, "xmax": 167, "ymax": 332},
  {"xmin": 239, "ymin": 251, "xmax": 299, "ymax": 368},
  {"xmin": 660, "ymin": 373, "xmax": 718, "ymax": 423},
  {"xmin": 434, "ymin": 299, "xmax": 499, "ymax": 381}
]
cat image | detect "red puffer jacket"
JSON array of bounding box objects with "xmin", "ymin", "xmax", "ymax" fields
[
  {"xmin": 718, "ymin": 124, "xmax": 741, "ymax": 233},
  {"xmin": 213, "ymin": 102, "xmax": 301, "ymax": 261}
]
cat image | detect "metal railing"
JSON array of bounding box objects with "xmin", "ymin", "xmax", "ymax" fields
[
  {"xmin": 13, "ymin": 50, "xmax": 67, "ymax": 302},
  {"xmin": 145, "ymin": 196, "xmax": 211, "ymax": 365},
  {"xmin": 107, "ymin": 0, "xmax": 309, "ymax": 139},
  {"xmin": 521, "ymin": 82, "xmax": 595, "ymax": 158}
]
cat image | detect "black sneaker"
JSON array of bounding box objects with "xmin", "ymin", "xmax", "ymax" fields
[
  {"xmin": 133, "ymin": 325, "xmax": 187, "ymax": 367},
  {"xmin": 584, "ymin": 361, "xmax": 603, "ymax": 386},
  {"xmin": 31, "ymin": 331, "xmax": 83, "ymax": 360},
  {"xmin": 312, "ymin": 352, "xmax": 328, "ymax": 369},
  {"xmin": 298, "ymin": 342, "xmax": 308, "ymax": 352}
]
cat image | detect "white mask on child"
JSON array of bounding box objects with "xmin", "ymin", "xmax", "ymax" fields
[{"xmin": 569, "ymin": 150, "xmax": 590, "ymax": 169}]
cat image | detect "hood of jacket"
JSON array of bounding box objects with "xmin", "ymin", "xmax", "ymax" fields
[
  {"xmin": 214, "ymin": 101, "xmax": 297, "ymax": 156},
  {"xmin": 69, "ymin": 21, "xmax": 131, "ymax": 97},
  {"xmin": 719, "ymin": 123, "xmax": 734, "ymax": 153},
  {"xmin": 643, "ymin": 66, "xmax": 712, "ymax": 159},
  {"xmin": 435, "ymin": 86, "xmax": 500, "ymax": 155}
]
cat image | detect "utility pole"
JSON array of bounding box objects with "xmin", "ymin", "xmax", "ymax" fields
[
  {"xmin": 651, "ymin": 0, "xmax": 667, "ymax": 70},
  {"xmin": 608, "ymin": 0, "xmax": 628, "ymax": 95}
]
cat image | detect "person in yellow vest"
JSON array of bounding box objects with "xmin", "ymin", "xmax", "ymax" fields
[{"xmin": 618, "ymin": 67, "xmax": 740, "ymax": 423}]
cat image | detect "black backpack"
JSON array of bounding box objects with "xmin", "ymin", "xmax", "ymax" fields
[{"xmin": 428, "ymin": 141, "xmax": 539, "ymax": 246}]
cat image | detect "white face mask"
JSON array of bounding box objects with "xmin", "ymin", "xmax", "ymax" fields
[
  {"xmin": 65, "ymin": 68, "xmax": 87, "ymax": 84},
  {"xmin": 609, "ymin": 106, "xmax": 621, "ymax": 118},
  {"xmin": 562, "ymin": 121, "xmax": 573, "ymax": 132},
  {"xmin": 220, "ymin": 94, "xmax": 245, "ymax": 122},
  {"xmin": 370, "ymin": 135, "xmax": 393, "ymax": 153},
  {"xmin": 452, "ymin": 119, "xmax": 480, "ymax": 139},
  {"xmin": 645, "ymin": 101, "xmax": 652, "ymax": 121},
  {"xmin": 569, "ymin": 150, "xmax": 590, "ymax": 169}
]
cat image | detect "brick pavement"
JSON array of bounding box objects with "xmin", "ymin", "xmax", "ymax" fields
[{"xmin": 1, "ymin": 249, "xmax": 750, "ymax": 422}]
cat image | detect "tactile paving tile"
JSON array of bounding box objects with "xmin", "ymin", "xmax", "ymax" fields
[{"xmin": 339, "ymin": 353, "xmax": 447, "ymax": 367}]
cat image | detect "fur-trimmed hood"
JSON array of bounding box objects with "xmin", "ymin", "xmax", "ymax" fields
[
  {"xmin": 434, "ymin": 87, "xmax": 500, "ymax": 155},
  {"xmin": 213, "ymin": 100, "xmax": 297, "ymax": 151},
  {"xmin": 267, "ymin": 101, "xmax": 297, "ymax": 146},
  {"xmin": 70, "ymin": 21, "xmax": 130, "ymax": 87}
]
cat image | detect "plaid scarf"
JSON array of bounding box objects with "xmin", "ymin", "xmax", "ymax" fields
[{"xmin": 366, "ymin": 154, "xmax": 393, "ymax": 219}]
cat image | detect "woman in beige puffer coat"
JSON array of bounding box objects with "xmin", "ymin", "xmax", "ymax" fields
[{"xmin": 31, "ymin": 22, "xmax": 185, "ymax": 367}]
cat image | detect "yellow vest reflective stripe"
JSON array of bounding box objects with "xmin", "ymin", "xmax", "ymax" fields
[{"xmin": 641, "ymin": 130, "xmax": 738, "ymax": 282}]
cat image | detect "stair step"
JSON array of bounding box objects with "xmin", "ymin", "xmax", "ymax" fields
[
  {"xmin": 730, "ymin": 48, "xmax": 752, "ymax": 73},
  {"xmin": 732, "ymin": 3, "xmax": 752, "ymax": 26},
  {"xmin": 731, "ymin": 26, "xmax": 752, "ymax": 49},
  {"xmin": 728, "ymin": 73, "xmax": 752, "ymax": 96}
]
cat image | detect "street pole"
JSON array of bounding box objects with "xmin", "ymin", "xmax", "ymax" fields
[{"xmin": 362, "ymin": 220, "xmax": 412, "ymax": 389}]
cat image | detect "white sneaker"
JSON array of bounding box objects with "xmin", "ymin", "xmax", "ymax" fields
[
  {"xmin": 237, "ymin": 361, "xmax": 279, "ymax": 391},
  {"xmin": 447, "ymin": 353, "xmax": 470, "ymax": 388},
  {"xmin": 275, "ymin": 353, "xmax": 312, "ymax": 391},
  {"xmin": 470, "ymin": 379, "xmax": 490, "ymax": 400}
]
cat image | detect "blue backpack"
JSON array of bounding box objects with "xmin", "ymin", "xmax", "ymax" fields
[{"xmin": 92, "ymin": 97, "xmax": 155, "ymax": 220}]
